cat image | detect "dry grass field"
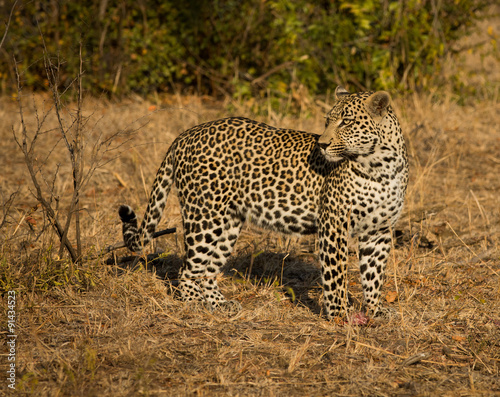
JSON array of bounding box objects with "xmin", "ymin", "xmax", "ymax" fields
[{"xmin": 1, "ymin": 22, "xmax": 500, "ymax": 397}]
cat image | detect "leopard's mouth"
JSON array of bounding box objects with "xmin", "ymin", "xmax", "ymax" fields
[
  {"xmin": 319, "ymin": 146, "xmax": 354, "ymax": 163},
  {"xmin": 320, "ymin": 149, "xmax": 346, "ymax": 163}
]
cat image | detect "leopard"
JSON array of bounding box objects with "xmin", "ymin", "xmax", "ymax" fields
[{"xmin": 118, "ymin": 86, "xmax": 409, "ymax": 320}]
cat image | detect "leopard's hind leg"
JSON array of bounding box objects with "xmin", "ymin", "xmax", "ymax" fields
[{"xmin": 178, "ymin": 214, "xmax": 244, "ymax": 313}]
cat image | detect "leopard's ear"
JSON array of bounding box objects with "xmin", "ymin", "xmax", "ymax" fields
[
  {"xmin": 366, "ymin": 91, "xmax": 391, "ymax": 118},
  {"xmin": 335, "ymin": 86, "xmax": 350, "ymax": 99}
]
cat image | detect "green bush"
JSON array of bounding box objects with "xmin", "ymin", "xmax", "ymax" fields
[{"xmin": 0, "ymin": 0, "xmax": 495, "ymax": 98}]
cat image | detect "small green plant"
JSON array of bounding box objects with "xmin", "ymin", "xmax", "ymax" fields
[
  {"xmin": 16, "ymin": 372, "xmax": 39, "ymax": 393},
  {"xmin": 285, "ymin": 286, "xmax": 296, "ymax": 303},
  {"xmin": 453, "ymin": 291, "xmax": 463, "ymax": 300}
]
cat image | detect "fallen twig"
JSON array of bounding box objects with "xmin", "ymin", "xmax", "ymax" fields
[
  {"xmin": 103, "ymin": 227, "xmax": 177, "ymax": 254},
  {"xmin": 400, "ymin": 352, "xmax": 431, "ymax": 367}
]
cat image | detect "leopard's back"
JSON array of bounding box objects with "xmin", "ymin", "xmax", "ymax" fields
[{"xmin": 172, "ymin": 117, "xmax": 330, "ymax": 235}]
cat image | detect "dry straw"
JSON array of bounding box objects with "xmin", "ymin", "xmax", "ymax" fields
[{"xmin": 1, "ymin": 27, "xmax": 499, "ymax": 396}]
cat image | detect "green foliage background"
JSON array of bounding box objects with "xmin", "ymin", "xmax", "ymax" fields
[{"xmin": 0, "ymin": 0, "xmax": 496, "ymax": 98}]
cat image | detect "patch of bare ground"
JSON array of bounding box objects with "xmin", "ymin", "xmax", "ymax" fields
[{"xmin": 1, "ymin": 23, "xmax": 500, "ymax": 397}]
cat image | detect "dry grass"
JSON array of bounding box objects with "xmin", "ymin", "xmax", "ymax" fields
[{"xmin": 1, "ymin": 27, "xmax": 500, "ymax": 397}]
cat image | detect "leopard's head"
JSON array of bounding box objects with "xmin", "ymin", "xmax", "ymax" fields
[{"xmin": 318, "ymin": 86, "xmax": 391, "ymax": 163}]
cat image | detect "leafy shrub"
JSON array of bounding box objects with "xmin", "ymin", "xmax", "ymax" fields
[{"xmin": 0, "ymin": 0, "xmax": 496, "ymax": 98}]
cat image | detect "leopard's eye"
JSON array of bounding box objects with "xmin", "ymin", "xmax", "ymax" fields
[
  {"xmin": 339, "ymin": 119, "xmax": 353, "ymax": 128},
  {"xmin": 325, "ymin": 118, "xmax": 330, "ymax": 128}
]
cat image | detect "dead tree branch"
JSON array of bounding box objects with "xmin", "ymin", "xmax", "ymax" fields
[
  {"xmin": 0, "ymin": 0, "xmax": 18, "ymax": 52},
  {"xmin": 12, "ymin": 33, "xmax": 151, "ymax": 264},
  {"xmin": 103, "ymin": 227, "xmax": 177, "ymax": 255}
]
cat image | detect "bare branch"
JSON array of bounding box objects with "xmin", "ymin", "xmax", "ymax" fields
[
  {"xmin": 103, "ymin": 227, "xmax": 177, "ymax": 255},
  {"xmin": 12, "ymin": 57, "xmax": 78, "ymax": 263},
  {"xmin": 0, "ymin": 0, "xmax": 18, "ymax": 52},
  {"xmin": 0, "ymin": 188, "xmax": 19, "ymax": 231},
  {"xmin": 12, "ymin": 31, "xmax": 152, "ymax": 264}
]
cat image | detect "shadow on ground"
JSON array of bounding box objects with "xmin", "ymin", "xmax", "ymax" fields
[{"xmin": 106, "ymin": 250, "xmax": 323, "ymax": 315}]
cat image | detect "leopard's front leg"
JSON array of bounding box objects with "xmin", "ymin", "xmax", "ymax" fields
[
  {"xmin": 318, "ymin": 210, "xmax": 350, "ymax": 320},
  {"xmin": 358, "ymin": 227, "xmax": 392, "ymax": 316}
]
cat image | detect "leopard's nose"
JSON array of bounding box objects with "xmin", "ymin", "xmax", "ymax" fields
[{"xmin": 318, "ymin": 142, "xmax": 329, "ymax": 150}]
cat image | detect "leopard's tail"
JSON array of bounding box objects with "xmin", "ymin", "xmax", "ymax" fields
[{"xmin": 118, "ymin": 148, "xmax": 175, "ymax": 252}]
